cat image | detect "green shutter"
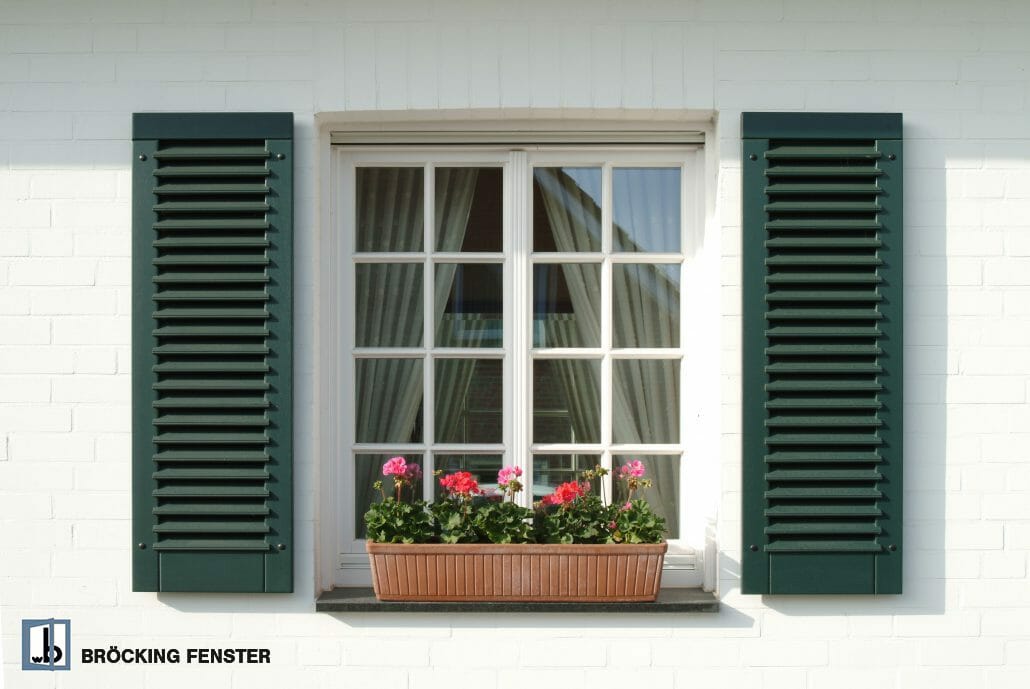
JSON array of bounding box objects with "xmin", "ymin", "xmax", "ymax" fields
[
  {"xmin": 742, "ymin": 113, "xmax": 902, "ymax": 595},
  {"xmin": 132, "ymin": 113, "xmax": 293, "ymax": 593}
]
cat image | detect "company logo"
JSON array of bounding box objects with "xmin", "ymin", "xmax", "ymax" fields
[{"xmin": 22, "ymin": 619, "xmax": 71, "ymax": 671}]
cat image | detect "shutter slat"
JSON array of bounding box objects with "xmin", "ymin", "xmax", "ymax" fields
[
  {"xmin": 153, "ymin": 486, "xmax": 270, "ymax": 498},
  {"xmin": 765, "ymin": 433, "xmax": 883, "ymax": 446},
  {"xmin": 766, "ymin": 416, "xmax": 883, "ymax": 428},
  {"xmin": 765, "ymin": 398, "xmax": 883, "ymax": 409},
  {"xmin": 765, "ymin": 238, "xmax": 883, "ymax": 249},
  {"xmin": 764, "ymin": 201, "xmax": 881, "ymax": 213},
  {"xmin": 764, "ymin": 451, "xmax": 882, "ymax": 463},
  {"xmin": 153, "ymin": 272, "xmax": 269, "ymax": 284},
  {"xmin": 765, "ymin": 219, "xmax": 882, "ymax": 231},
  {"xmin": 154, "ymin": 468, "xmax": 270, "ymax": 480},
  {"xmin": 765, "ymin": 380, "xmax": 883, "ymax": 392},
  {"xmin": 764, "ymin": 183, "xmax": 882, "ymax": 194},
  {"xmin": 764, "ymin": 541, "xmax": 882, "ymax": 553},
  {"xmin": 154, "ymin": 503, "xmax": 270, "ymax": 516},
  {"xmin": 153, "ymin": 165, "xmax": 270, "ymax": 177},
  {"xmin": 765, "ymin": 166, "xmax": 883, "ymax": 177},
  {"xmin": 154, "ymin": 432, "xmax": 268, "ymax": 445},
  {"xmin": 154, "ymin": 255, "xmax": 270, "ymax": 266},
  {"xmin": 154, "ymin": 237, "xmax": 271, "ymax": 249},
  {"xmin": 765, "ymin": 308, "xmax": 883, "ymax": 320},
  {"xmin": 152, "ymin": 539, "xmax": 272, "ymax": 552},
  {"xmin": 154, "ymin": 201, "xmax": 270, "ymax": 213},
  {"xmin": 152, "ymin": 308, "xmax": 269, "ymax": 320},
  {"xmin": 765, "ymin": 145, "xmax": 882, "ymax": 159},
  {"xmin": 154, "ymin": 450, "xmax": 269, "ymax": 463},
  {"xmin": 765, "ymin": 362, "xmax": 882, "ymax": 374},
  {"xmin": 765, "ymin": 523, "xmax": 882, "ymax": 535},
  {"xmin": 765, "ymin": 344, "xmax": 883, "ymax": 355},
  {"xmin": 766, "ymin": 255, "xmax": 883, "ymax": 266},
  {"xmin": 154, "ymin": 219, "xmax": 270, "ymax": 231},
  {"xmin": 154, "ymin": 146, "xmax": 270, "ymax": 160},
  {"xmin": 153, "ymin": 414, "xmax": 270, "ymax": 427},
  {"xmin": 765, "ymin": 505, "xmax": 883, "ymax": 517},
  {"xmin": 154, "ymin": 522, "xmax": 271, "ymax": 534},
  {"xmin": 155, "ymin": 183, "xmax": 269, "ymax": 195},
  {"xmin": 154, "ymin": 397, "xmax": 270, "ymax": 409},
  {"xmin": 766, "ymin": 469, "xmax": 883, "ymax": 481},
  {"xmin": 765, "ymin": 487, "xmax": 882, "ymax": 499}
]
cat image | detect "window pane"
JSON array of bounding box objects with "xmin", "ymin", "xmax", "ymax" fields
[
  {"xmin": 612, "ymin": 264, "xmax": 680, "ymax": 348},
  {"xmin": 435, "ymin": 359, "xmax": 502, "ymax": 444},
  {"xmin": 531, "ymin": 454, "xmax": 601, "ymax": 503},
  {"xmin": 355, "ymin": 263, "xmax": 423, "ymax": 347},
  {"xmin": 355, "ymin": 453, "xmax": 425, "ymax": 539},
  {"xmin": 613, "ymin": 168, "xmax": 680, "ymax": 253},
  {"xmin": 533, "ymin": 167, "xmax": 602, "ymax": 252},
  {"xmin": 612, "ymin": 359, "xmax": 679, "ymax": 444},
  {"xmin": 533, "ymin": 359, "xmax": 600, "ymax": 444},
  {"xmin": 435, "ymin": 167, "xmax": 502, "ymax": 252},
  {"xmin": 613, "ymin": 455, "xmax": 679, "ymax": 538},
  {"xmin": 435, "ymin": 263, "xmax": 503, "ymax": 348},
  {"xmin": 533, "ymin": 263, "xmax": 601, "ymax": 348},
  {"xmin": 356, "ymin": 167, "xmax": 424, "ymax": 252},
  {"xmin": 355, "ymin": 359, "xmax": 423, "ymax": 443},
  {"xmin": 433, "ymin": 454, "xmax": 504, "ymax": 500}
]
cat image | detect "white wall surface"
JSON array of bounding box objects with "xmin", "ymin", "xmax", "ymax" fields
[{"xmin": 2, "ymin": 1, "xmax": 1029, "ymax": 687}]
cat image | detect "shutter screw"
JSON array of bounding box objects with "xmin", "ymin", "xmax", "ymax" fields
[
  {"xmin": 889, "ymin": 544, "xmax": 897, "ymax": 552},
  {"xmin": 276, "ymin": 153, "xmax": 286, "ymax": 160},
  {"xmin": 138, "ymin": 543, "xmax": 146, "ymax": 550},
  {"xmin": 749, "ymin": 544, "xmax": 759, "ymax": 552},
  {"xmin": 888, "ymin": 153, "xmax": 896, "ymax": 161},
  {"xmin": 138, "ymin": 153, "xmax": 147, "ymax": 161},
  {"xmin": 749, "ymin": 153, "xmax": 757, "ymax": 161},
  {"xmin": 277, "ymin": 543, "xmax": 286, "ymax": 551}
]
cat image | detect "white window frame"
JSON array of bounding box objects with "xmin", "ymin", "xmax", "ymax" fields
[{"xmin": 319, "ymin": 123, "xmax": 719, "ymax": 592}]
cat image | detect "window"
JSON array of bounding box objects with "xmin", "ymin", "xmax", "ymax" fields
[{"xmin": 329, "ymin": 139, "xmax": 711, "ymax": 588}]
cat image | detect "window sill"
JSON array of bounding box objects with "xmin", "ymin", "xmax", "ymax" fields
[{"xmin": 315, "ymin": 588, "xmax": 718, "ymax": 613}]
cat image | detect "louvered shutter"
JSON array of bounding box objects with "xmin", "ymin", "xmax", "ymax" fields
[
  {"xmin": 741, "ymin": 113, "xmax": 902, "ymax": 595},
  {"xmin": 132, "ymin": 113, "xmax": 293, "ymax": 593}
]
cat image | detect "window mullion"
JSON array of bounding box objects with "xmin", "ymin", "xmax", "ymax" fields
[
  {"xmin": 600, "ymin": 162, "xmax": 613, "ymax": 498},
  {"xmin": 509, "ymin": 150, "xmax": 530, "ymax": 508},
  {"xmin": 423, "ymin": 162, "xmax": 435, "ymax": 501}
]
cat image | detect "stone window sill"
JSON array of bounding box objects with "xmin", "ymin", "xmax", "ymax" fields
[{"xmin": 315, "ymin": 588, "xmax": 718, "ymax": 613}]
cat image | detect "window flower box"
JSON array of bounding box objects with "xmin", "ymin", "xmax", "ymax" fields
[{"xmin": 366, "ymin": 541, "xmax": 668, "ymax": 602}]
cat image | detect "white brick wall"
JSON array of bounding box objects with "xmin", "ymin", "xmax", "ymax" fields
[{"xmin": 2, "ymin": 1, "xmax": 1030, "ymax": 687}]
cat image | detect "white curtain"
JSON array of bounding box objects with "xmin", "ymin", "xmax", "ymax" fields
[
  {"xmin": 355, "ymin": 168, "xmax": 479, "ymax": 523},
  {"xmin": 536, "ymin": 168, "xmax": 680, "ymax": 534}
]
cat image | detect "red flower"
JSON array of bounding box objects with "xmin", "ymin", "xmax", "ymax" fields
[
  {"xmin": 438, "ymin": 471, "xmax": 482, "ymax": 498},
  {"xmin": 542, "ymin": 480, "xmax": 587, "ymax": 506}
]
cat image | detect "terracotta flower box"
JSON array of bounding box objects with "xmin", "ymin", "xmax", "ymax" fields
[{"xmin": 366, "ymin": 541, "xmax": 668, "ymax": 602}]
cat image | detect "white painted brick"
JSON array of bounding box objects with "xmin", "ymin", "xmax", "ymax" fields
[
  {"xmin": 9, "ymin": 259, "xmax": 94, "ymax": 286},
  {"xmin": 652, "ymin": 639, "xmax": 739, "ymax": 667},
  {"xmin": 947, "ymin": 376, "xmax": 1025, "ymax": 404},
  {"xmin": 584, "ymin": 668, "xmax": 674, "ymax": 689},
  {"xmin": 72, "ymin": 348, "xmax": 118, "ymax": 374},
  {"xmin": 341, "ymin": 639, "xmax": 429, "ymax": 667},
  {"xmin": 52, "ymin": 375, "xmax": 129, "ymax": 403},
  {"xmin": 410, "ymin": 669, "xmax": 496, "ymax": 689},
  {"xmin": 71, "ymin": 519, "xmax": 128, "ymax": 549},
  {"xmin": 92, "ymin": 25, "xmax": 137, "ymax": 52},
  {"xmin": 296, "ymin": 638, "xmax": 342, "ymax": 666},
  {"xmin": 980, "ymin": 552, "xmax": 1027, "ymax": 579},
  {"xmin": 740, "ymin": 640, "xmax": 828, "ymax": 667},
  {"xmin": 31, "ymin": 577, "xmax": 116, "ymax": 606},
  {"xmin": 921, "ymin": 639, "xmax": 1005, "ymax": 667},
  {"xmin": 961, "ymin": 580, "xmax": 1030, "ymax": 608},
  {"xmin": 0, "ymin": 201, "xmax": 51, "ymax": 229},
  {"xmin": 894, "ymin": 612, "xmax": 982, "ymax": 638},
  {"xmin": 985, "ymin": 669, "xmax": 1030, "ymax": 689},
  {"xmin": 0, "ymin": 404, "xmax": 70, "ymax": 431},
  {"xmin": 518, "ymin": 639, "xmax": 606, "ymax": 668},
  {"xmin": 806, "ymin": 669, "xmax": 899, "ymax": 689},
  {"xmin": 498, "ymin": 669, "xmax": 584, "ymax": 689},
  {"xmin": 982, "ymin": 493, "xmax": 1030, "ymax": 521},
  {"xmin": 29, "ymin": 230, "xmax": 75, "ymax": 256},
  {"xmin": 9, "ymin": 432, "xmax": 93, "ymax": 461},
  {"xmin": 0, "ymin": 230, "xmax": 29, "ymax": 256},
  {"xmin": 52, "ymin": 316, "xmax": 129, "ymax": 345},
  {"xmin": 30, "ymin": 288, "xmax": 118, "ymax": 315}
]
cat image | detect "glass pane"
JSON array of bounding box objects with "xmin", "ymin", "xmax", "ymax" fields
[
  {"xmin": 355, "ymin": 263, "xmax": 423, "ymax": 347},
  {"xmin": 531, "ymin": 454, "xmax": 601, "ymax": 504},
  {"xmin": 356, "ymin": 167, "xmax": 424, "ymax": 252},
  {"xmin": 355, "ymin": 359, "xmax": 423, "ymax": 443},
  {"xmin": 435, "ymin": 359, "xmax": 502, "ymax": 444},
  {"xmin": 533, "ymin": 359, "xmax": 600, "ymax": 444},
  {"xmin": 533, "ymin": 263, "xmax": 601, "ymax": 348},
  {"xmin": 613, "ymin": 455, "xmax": 680, "ymax": 538},
  {"xmin": 435, "ymin": 263, "xmax": 503, "ymax": 348},
  {"xmin": 355, "ymin": 453, "xmax": 425, "ymax": 539},
  {"xmin": 612, "ymin": 168, "xmax": 681, "ymax": 253},
  {"xmin": 612, "ymin": 264, "xmax": 680, "ymax": 348},
  {"xmin": 533, "ymin": 167, "xmax": 602, "ymax": 252},
  {"xmin": 435, "ymin": 167, "xmax": 502, "ymax": 252},
  {"xmin": 433, "ymin": 454, "xmax": 504, "ymax": 500},
  {"xmin": 612, "ymin": 359, "xmax": 680, "ymax": 444}
]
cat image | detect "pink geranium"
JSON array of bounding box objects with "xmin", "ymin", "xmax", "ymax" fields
[
  {"xmin": 497, "ymin": 466, "xmax": 523, "ymax": 487},
  {"xmin": 619, "ymin": 460, "xmax": 645, "ymax": 479},
  {"xmin": 382, "ymin": 456, "xmax": 408, "ymax": 476}
]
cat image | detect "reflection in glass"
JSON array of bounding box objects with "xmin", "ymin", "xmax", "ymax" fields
[
  {"xmin": 533, "ymin": 359, "xmax": 600, "ymax": 444},
  {"xmin": 531, "ymin": 454, "xmax": 601, "ymax": 503},
  {"xmin": 435, "ymin": 359, "xmax": 502, "ymax": 444},
  {"xmin": 355, "ymin": 263, "xmax": 423, "ymax": 347},
  {"xmin": 356, "ymin": 167, "xmax": 424, "ymax": 252},
  {"xmin": 613, "ymin": 168, "xmax": 681, "ymax": 253},
  {"xmin": 355, "ymin": 453, "xmax": 424, "ymax": 538},
  {"xmin": 533, "ymin": 167, "xmax": 602, "ymax": 252},
  {"xmin": 613, "ymin": 455, "xmax": 680, "ymax": 538},
  {"xmin": 355, "ymin": 358, "xmax": 423, "ymax": 443},
  {"xmin": 435, "ymin": 264, "xmax": 503, "ymax": 348},
  {"xmin": 613, "ymin": 359, "xmax": 679, "ymax": 444},
  {"xmin": 533, "ymin": 263, "xmax": 600, "ymax": 348},
  {"xmin": 612, "ymin": 264, "xmax": 680, "ymax": 348},
  {"xmin": 433, "ymin": 454, "xmax": 504, "ymax": 500},
  {"xmin": 435, "ymin": 168, "xmax": 502, "ymax": 252}
]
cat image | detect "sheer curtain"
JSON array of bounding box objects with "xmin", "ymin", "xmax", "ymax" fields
[
  {"xmin": 536, "ymin": 168, "xmax": 680, "ymax": 533},
  {"xmin": 355, "ymin": 168, "xmax": 480, "ymax": 518}
]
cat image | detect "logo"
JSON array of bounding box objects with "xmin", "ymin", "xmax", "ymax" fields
[{"xmin": 21, "ymin": 619, "xmax": 71, "ymax": 671}]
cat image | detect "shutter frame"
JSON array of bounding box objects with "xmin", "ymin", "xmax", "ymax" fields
[
  {"xmin": 132, "ymin": 112, "xmax": 293, "ymax": 593},
  {"xmin": 741, "ymin": 112, "xmax": 903, "ymax": 595}
]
